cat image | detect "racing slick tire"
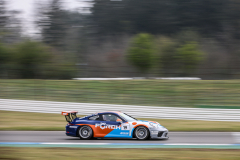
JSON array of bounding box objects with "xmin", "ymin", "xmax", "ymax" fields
[
  {"xmin": 134, "ymin": 126, "xmax": 149, "ymax": 140},
  {"xmin": 79, "ymin": 125, "xmax": 93, "ymax": 140}
]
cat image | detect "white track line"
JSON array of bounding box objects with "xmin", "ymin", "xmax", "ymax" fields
[
  {"xmin": 42, "ymin": 143, "xmax": 233, "ymax": 146},
  {"xmin": 42, "ymin": 143, "xmax": 110, "ymax": 145},
  {"xmin": 232, "ymin": 132, "xmax": 240, "ymax": 143},
  {"xmin": 166, "ymin": 144, "xmax": 232, "ymax": 146}
]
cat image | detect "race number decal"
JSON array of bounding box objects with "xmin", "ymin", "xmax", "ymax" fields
[{"xmin": 121, "ymin": 124, "xmax": 130, "ymax": 130}]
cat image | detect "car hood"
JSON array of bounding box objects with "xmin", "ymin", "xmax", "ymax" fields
[
  {"xmin": 129, "ymin": 120, "xmax": 166, "ymax": 129},
  {"xmin": 137, "ymin": 120, "xmax": 159, "ymax": 124},
  {"xmin": 128, "ymin": 120, "xmax": 159, "ymax": 125}
]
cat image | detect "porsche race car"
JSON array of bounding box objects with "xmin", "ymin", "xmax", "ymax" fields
[{"xmin": 61, "ymin": 111, "xmax": 169, "ymax": 140}]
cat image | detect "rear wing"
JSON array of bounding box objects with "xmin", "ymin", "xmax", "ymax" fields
[{"xmin": 61, "ymin": 111, "xmax": 78, "ymax": 122}]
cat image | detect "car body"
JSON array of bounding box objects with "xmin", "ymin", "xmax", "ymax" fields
[{"xmin": 62, "ymin": 111, "xmax": 169, "ymax": 140}]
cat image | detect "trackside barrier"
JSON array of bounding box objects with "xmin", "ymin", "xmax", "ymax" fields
[
  {"xmin": 72, "ymin": 77, "xmax": 201, "ymax": 80},
  {"xmin": 0, "ymin": 99, "xmax": 240, "ymax": 122}
]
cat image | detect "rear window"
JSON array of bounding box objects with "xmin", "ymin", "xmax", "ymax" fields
[{"xmin": 88, "ymin": 115, "xmax": 100, "ymax": 120}]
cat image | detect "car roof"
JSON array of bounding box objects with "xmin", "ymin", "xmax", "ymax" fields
[{"xmin": 97, "ymin": 111, "xmax": 122, "ymax": 114}]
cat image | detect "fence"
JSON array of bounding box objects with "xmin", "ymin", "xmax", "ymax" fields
[{"xmin": 0, "ymin": 99, "xmax": 240, "ymax": 122}]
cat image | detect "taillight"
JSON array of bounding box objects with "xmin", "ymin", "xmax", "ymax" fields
[{"xmin": 67, "ymin": 123, "xmax": 74, "ymax": 126}]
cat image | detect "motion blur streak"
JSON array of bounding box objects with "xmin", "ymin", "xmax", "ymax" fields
[
  {"xmin": 0, "ymin": 0, "xmax": 239, "ymax": 79},
  {"xmin": 0, "ymin": 0, "xmax": 240, "ymax": 159},
  {"xmin": 1, "ymin": 99, "xmax": 240, "ymax": 121},
  {"xmin": 0, "ymin": 131, "xmax": 239, "ymax": 145}
]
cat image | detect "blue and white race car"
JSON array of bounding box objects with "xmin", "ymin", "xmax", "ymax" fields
[{"xmin": 62, "ymin": 111, "xmax": 169, "ymax": 140}]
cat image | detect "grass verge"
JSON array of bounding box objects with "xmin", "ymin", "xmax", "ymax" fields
[
  {"xmin": 0, "ymin": 79, "xmax": 240, "ymax": 108},
  {"xmin": 1, "ymin": 148, "xmax": 240, "ymax": 160},
  {"xmin": 1, "ymin": 110, "xmax": 240, "ymax": 131}
]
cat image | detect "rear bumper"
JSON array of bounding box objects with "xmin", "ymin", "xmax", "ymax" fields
[
  {"xmin": 66, "ymin": 132, "xmax": 76, "ymax": 137},
  {"xmin": 65, "ymin": 125, "xmax": 79, "ymax": 137}
]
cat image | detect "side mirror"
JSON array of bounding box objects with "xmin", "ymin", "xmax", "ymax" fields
[
  {"xmin": 116, "ymin": 119, "xmax": 122, "ymax": 123},
  {"xmin": 118, "ymin": 121, "xmax": 123, "ymax": 124}
]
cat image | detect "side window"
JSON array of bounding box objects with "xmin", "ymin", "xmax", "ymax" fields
[
  {"xmin": 102, "ymin": 114, "xmax": 122, "ymax": 122},
  {"xmin": 89, "ymin": 115, "xmax": 100, "ymax": 120}
]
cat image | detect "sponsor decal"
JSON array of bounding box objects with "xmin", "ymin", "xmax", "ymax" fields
[
  {"xmin": 95, "ymin": 123, "xmax": 121, "ymax": 130},
  {"xmin": 121, "ymin": 124, "xmax": 130, "ymax": 130},
  {"xmin": 120, "ymin": 132, "xmax": 129, "ymax": 135}
]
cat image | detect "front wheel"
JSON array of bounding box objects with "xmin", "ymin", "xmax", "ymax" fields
[
  {"xmin": 79, "ymin": 126, "xmax": 93, "ymax": 140},
  {"xmin": 134, "ymin": 126, "xmax": 149, "ymax": 140}
]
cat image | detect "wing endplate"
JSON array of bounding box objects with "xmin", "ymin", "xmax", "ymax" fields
[{"xmin": 61, "ymin": 111, "xmax": 78, "ymax": 122}]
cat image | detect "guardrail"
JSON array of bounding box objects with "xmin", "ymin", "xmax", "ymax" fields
[
  {"xmin": 73, "ymin": 77, "xmax": 202, "ymax": 80},
  {"xmin": 0, "ymin": 99, "xmax": 240, "ymax": 122}
]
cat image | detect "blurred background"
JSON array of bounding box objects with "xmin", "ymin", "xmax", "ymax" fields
[
  {"xmin": 1, "ymin": 1, "xmax": 240, "ymax": 159},
  {"xmin": 0, "ymin": 0, "xmax": 240, "ymax": 80},
  {"xmin": 0, "ymin": 0, "xmax": 239, "ymax": 108}
]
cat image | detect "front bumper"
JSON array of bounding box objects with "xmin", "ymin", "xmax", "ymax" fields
[{"xmin": 149, "ymin": 128, "xmax": 169, "ymax": 139}]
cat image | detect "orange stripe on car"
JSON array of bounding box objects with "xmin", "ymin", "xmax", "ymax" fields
[
  {"xmin": 76, "ymin": 124, "xmax": 114, "ymax": 137},
  {"xmin": 133, "ymin": 124, "xmax": 149, "ymax": 129},
  {"xmin": 132, "ymin": 122, "xmax": 137, "ymax": 125}
]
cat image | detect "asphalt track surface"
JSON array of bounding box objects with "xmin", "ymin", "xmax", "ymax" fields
[{"xmin": 1, "ymin": 131, "xmax": 240, "ymax": 144}]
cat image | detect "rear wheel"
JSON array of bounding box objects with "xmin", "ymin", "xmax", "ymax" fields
[
  {"xmin": 134, "ymin": 126, "xmax": 149, "ymax": 140},
  {"xmin": 79, "ymin": 126, "xmax": 93, "ymax": 140}
]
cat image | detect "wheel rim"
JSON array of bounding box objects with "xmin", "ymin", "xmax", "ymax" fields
[
  {"xmin": 136, "ymin": 127, "xmax": 148, "ymax": 139},
  {"xmin": 79, "ymin": 126, "xmax": 92, "ymax": 139}
]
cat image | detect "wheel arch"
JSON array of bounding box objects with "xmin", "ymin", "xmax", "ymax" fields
[
  {"xmin": 76, "ymin": 124, "xmax": 95, "ymax": 137},
  {"xmin": 132, "ymin": 125, "xmax": 150, "ymax": 139}
]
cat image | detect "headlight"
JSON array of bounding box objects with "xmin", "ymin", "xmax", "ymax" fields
[
  {"xmin": 158, "ymin": 125, "xmax": 165, "ymax": 128},
  {"xmin": 149, "ymin": 123, "xmax": 157, "ymax": 128}
]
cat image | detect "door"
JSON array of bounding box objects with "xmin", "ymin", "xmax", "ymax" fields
[{"xmin": 96, "ymin": 113, "xmax": 131, "ymax": 138}]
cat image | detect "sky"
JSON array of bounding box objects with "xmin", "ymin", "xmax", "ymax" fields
[{"xmin": 6, "ymin": 0, "xmax": 87, "ymax": 36}]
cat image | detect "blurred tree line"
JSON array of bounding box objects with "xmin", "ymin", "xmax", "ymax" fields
[
  {"xmin": 0, "ymin": 0, "xmax": 77, "ymax": 79},
  {"xmin": 91, "ymin": 0, "xmax": 240, "ymax": 79},
  {"xmin": 92, "ymin": 0, "xmax": 233, "ymax": 36},
  {"xmin": 0, "ymin": 0, "xmax": 240, "ymax": 79},
  {"xmin": 127, "ymin": 33, "xmax": 203, "ymax": 77}
]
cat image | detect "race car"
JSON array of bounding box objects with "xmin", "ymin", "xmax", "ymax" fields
[{"xmin": 61, "ymin": 111, "xmax": 169, "ymax": 140}]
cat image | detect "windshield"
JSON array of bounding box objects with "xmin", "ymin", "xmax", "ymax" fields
[{"xmin": 119, "ymin": 113, "xmax": 137, "ymax": 122}]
